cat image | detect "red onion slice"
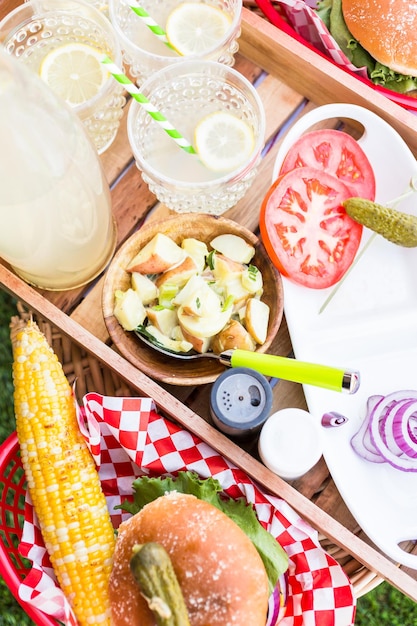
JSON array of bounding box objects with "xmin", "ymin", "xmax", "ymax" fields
[
  {"xmin": 379, "ymin": 399, "xmax": 415, "ymax": 456},
  {"xmin": 351, "ymin": 391, "xmax": 417, "ymax": 472},
  {"xmin": 388, "ymin": 400, "xmax": 417, "ymax": 458},
  {"xmin": 350, "ymin": 395, "xmax": 385, "ymax": 463}
]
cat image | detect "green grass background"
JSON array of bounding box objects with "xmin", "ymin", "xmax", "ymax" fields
[{"xmin": 0, "ymin": 291, "xmax": 415, "ymax": 624}]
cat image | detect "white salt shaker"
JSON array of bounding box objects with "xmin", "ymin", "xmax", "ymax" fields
[{"xmin": 258, "ymin": 408, "xmax": 323, "ymax": 480}]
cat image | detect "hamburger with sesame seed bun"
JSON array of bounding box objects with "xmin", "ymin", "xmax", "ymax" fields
[
  {"xmin": 108, "ymin": 472, "xmax": 288, "ymax": 626},
  {"xmin": 316, "ymin": 0, "xmax": 417, "ymax": 94},
  {"xmin": 109, "ymin": 492, "xmax": 270, "ymax": 626}
]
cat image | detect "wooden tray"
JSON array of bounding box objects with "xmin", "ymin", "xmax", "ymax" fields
[{"xmin": 1, "ymin": 0, "xmax": 417, "ymax": 604}]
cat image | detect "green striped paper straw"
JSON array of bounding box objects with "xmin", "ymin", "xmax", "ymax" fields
[
  {"xmin": 101, "ymin": 55, "xmax": 196, "ymax": 155},
  {"xmin": 127, "ymin": 2, "xmax": 175, "ymax": 51}
]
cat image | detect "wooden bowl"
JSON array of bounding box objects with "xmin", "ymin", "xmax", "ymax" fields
[{"xmin": 102, "ymin": 214, "xmax": 284, "ymax": 386}]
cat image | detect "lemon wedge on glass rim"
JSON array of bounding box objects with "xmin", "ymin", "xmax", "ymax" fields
[
  {"xmin": 194, "ymin": 111, "xmax": 255, "ymax": 173},
  {"xmin": 165, "ymin": 2, "xmax": 232, "ymax": 56},
  {"xmin": 39, "ymin": 42, "xmax": 108, "ymax": 107}
]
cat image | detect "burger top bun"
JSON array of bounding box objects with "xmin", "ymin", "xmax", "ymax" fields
[
  {"xmin": 109, "ymin": 492, "xmax": 270, "ymax": 626},
  {"xmin": 343, "ymin": 0, "xmax": 417, "ymax": 76}
]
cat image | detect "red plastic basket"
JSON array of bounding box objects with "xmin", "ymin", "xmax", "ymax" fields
[
  {"xmin": 254, "ymin": 0, "xmax": 417, "ymax": 112},
  {"xmin": 0, "ymin": 431, "xmax": 58, "ymax": 626}
]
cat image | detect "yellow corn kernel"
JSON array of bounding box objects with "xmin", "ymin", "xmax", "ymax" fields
[{"xmin": 11, "ymin": 319, "xmax": 115, "ymax": 626}]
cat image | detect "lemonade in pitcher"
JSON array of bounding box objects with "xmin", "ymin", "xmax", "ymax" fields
[{"xmin": 0, "ymin": 52, "xmax": 116, "ymax": 291}]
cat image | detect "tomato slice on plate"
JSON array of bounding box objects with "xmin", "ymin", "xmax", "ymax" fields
[
  {"xmin": 279, "ymin": 129, "xmax": 376, "ymax": 199},
  {"xmin": 260, "ymin": 167, "xmax": 363, "ymax": 289}
]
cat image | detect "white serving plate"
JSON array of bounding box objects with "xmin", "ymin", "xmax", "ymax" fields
[{"xmin": 272, "ymin": 103, "xmax": 417, "ymax": 569}]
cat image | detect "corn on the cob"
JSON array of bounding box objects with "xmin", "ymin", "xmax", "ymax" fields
[{"xmin": 11, "ymin": 318, "xmax": 115, "ymax": 626}]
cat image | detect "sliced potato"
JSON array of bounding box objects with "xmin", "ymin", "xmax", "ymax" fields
[
  {"xmin": 127, "ymin": 233, "xmax": 185, "ymax": 274},
  {"xmin": 155, "ymin": 255, "xmax": 198, "ymax": 289},
  {"xmin": 224, "ymin": 275, "xmax": 253, "ymax": 311},
  {"xmin": 178, "ymin": 306, "xmax": 233, "ymax": 339},
  {"xmin": 241, "ymin": 265, "xmax": 263, "ymax": 294},
  {"xmin": 210, "ymin": 233, "xmax": 255, "ymax": 264},
  {"xmin": 179, "ymin": 280, "xmax": 222, "ymax": 318},
  {"xmin": 245, "ymin": 297, "xmax": 270, "ymax": 345},
  {"xmin": 211, "ymin": 253, "xmax": 245, "ymax": 283},
  {"xmin": 131, "ymin": 272, "xmax": 158, "ymax": 304},
  {"xmin": 146, "ymin": 307, "xmax": 178, "ymax": 337},
  {"xmin": 181, "ymin": 238, "xmax": 208, "ymax": 273},
  {"xmin": 171, "ymin": 274, "xmax": 207, "ymax": 307},
  {"xmin": 171, "ymin": 325, "xmax": 186, "ymax": 342},
  {"xmin": 212, "ymin": 319, "xmax": 256, "ymax": 353},
  {"xmin": 114, "ymin": 289, "xmax": 146, "ymax": 331},
  {"xmin": 181, "ymin": 326, "xmax": 212, "ymax": 353},
  {"xmin": 146, "ymin": 325, "xmax": 193, "ymax": 353}
]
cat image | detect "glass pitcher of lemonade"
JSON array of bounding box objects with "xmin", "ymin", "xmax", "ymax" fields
[{"xmin": 0, "ymin": 51, "xmax": 116, "ymax": 290}]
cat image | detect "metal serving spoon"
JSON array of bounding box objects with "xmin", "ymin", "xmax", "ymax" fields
[{"xmin": 135, "ymin": 329, "xmax": 360, "ymax": 394}]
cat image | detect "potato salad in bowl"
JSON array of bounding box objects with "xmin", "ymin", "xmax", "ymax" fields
[{"xmin": 102, "ymin": 214, "xmax": 283, "ymax": 385}]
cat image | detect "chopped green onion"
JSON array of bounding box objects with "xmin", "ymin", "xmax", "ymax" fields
[
  {"xmin": 206, "ymin": 250, "xmax": 215, "ymax": 270},
  {"xmin": 222, "ymin": 294, "xmax": 234, "ymax": 311},
  {"xmin": 248, "ymin": 265, "xmax": 259, "ymax": 281},
  {"xmin": 158, "ymin": 283, "xmax": 178, "ymax": 308}
]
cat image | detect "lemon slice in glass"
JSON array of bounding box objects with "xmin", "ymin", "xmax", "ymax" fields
[
  {"xmin": 194, "ymin": 111, "xmax": 255, "ymax": 173},
  {"xmin": 39, "ymin": 43, "xmax": 108, "ymax": 106},
  {"xmin": 166, "ymin": 2, "xmax": 232, "ymax": 56}
]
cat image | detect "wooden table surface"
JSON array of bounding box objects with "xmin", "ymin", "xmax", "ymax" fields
[{"xmin": 1, "ymin": 0, "xmax": 417, "ymax": 605}]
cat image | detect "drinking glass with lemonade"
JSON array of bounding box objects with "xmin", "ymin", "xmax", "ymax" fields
[
  {"xmin": 0, "ymin": 0, "xmax": 126, "ymax": 154},
  {"xmin": 127, "ymin": 60, "xmax": 265, "ymax": 215},
  {"xmin": 109, "ymin": 0, "xmax": 242, "ymax": 84}
]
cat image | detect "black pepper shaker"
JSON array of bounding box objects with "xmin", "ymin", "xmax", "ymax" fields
[{"xmin": 210, "ymin": 367, "xmax": 273, "ymax": 439}]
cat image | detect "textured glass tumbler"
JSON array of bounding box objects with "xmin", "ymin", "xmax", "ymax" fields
[
  {"xmin": 127, "ymin": 60, "xmax": 265, "ymax": 215},
  {"xmin": 109, "ymin": 0, "xmax": 242, "ymax": 85},
  {"xmin": 0, "ymin": 0, "xmax": 126, "ymax": 154}
]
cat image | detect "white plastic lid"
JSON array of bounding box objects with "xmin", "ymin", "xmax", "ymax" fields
[{"xmin": 258, "ymin": 408, "xmax": 323, "ymax": 480}]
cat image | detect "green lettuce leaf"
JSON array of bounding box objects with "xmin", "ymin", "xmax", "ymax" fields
[
  {"xmin": 118, "ymin": 471, "xmax": 288, "ymax": 593},
  {"xmin": 370, "ymin": 63, "xmax": 417, "ymax": 94},
  {"xmin": 316, "ymin": 0, "xmax": 332, "ymax": 28}
]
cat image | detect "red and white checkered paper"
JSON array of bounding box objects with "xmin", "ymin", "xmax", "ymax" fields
[
  {"xmin": 19, "ymin": 393, "xmax": 356, "ymax": 626},
  {"xmin": 259, "ymin": 0, "xmax": 369, "ymax": 79}
]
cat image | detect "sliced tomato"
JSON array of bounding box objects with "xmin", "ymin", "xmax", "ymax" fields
[
  {"xmin": 260, "ymin": 167, "xmax": 363, "ymax": 289},
  {"xmin": 279, "ymin": 129, "xmax": 376, "ymax": 199}
]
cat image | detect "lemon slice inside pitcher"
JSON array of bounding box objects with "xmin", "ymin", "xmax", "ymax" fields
[
  {"xmin": 166, "ymin": 3, "xmax": 232, "ymax": 56},
  {"xmin": 39, "ymin": 43, "xmax": 108, "ymax": 106},
  {"xmin": 194, "ymin": 111, "xmax": 255, "ymax": 173}
]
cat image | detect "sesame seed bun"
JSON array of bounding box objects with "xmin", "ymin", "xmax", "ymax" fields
[
  {"xmin": 343, "ymin": 0, "xmax": 417, "ymax": 76},
  {"xmin": 109, "ymin": 492, "xmax": 270, "ymax": 626}
]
